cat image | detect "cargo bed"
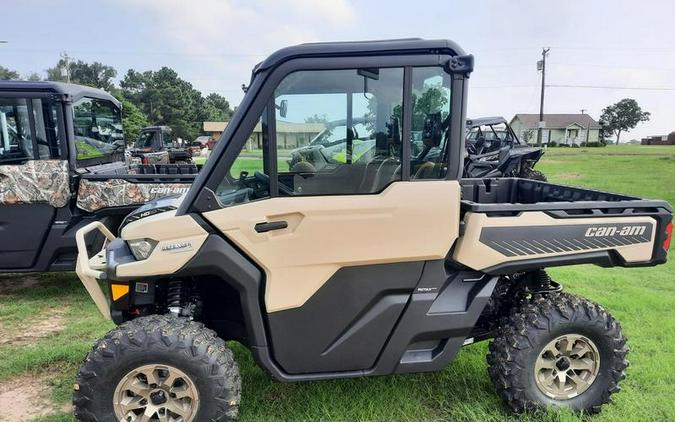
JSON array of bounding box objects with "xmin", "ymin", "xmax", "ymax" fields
[
  {"xmin": 460, "ymin": 178, "xmax": 672, "ymax": 214},
  {"xmin": 454, "ymin": 178, "xmax": 672, "ymax": 274}
]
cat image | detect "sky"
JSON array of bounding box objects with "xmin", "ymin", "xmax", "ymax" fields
[{"xmin": 3, "ymin": 0, "xmax": 675, "ymax": 141}]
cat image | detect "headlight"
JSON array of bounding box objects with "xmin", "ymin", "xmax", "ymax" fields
[{"xmin": 128, "ymin": 239, "xmax": 158, "ymax": 260}]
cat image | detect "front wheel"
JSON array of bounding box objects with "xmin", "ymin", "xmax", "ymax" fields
[
  {"xmin": 521, "ymin": 167, "xmax": 547, "ymax": 181},
  {"xmin": 487, "ymin": 293, "xmax": 628, "ymax": 414},
  {"xmin": 73, "ymin": 315, "xmax": 241, "ymax": 421}
]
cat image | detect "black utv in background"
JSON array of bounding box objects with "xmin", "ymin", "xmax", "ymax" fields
[
  {"xmin": 464, "ymin": 116, "xmax": 546, "ymax": 180},
  {"xmin": 129, "ymin": 125, "xmax": 192, "ymax": 165},
  {"xmin": 0, "ymin": 81, "xmax": 197, "ymax": 273}
]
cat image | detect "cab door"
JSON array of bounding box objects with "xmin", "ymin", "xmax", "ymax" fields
[
  {"xmin": 202, "ymin": 66, "xmax": 462, "ymax": 374},
  {"xmin": 0, "ymin": 95, "xmax": 68, "ymax": 269}
]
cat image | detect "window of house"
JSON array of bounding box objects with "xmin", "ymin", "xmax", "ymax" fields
[
  {"xmin": 73, "ymin": 97, "xmax": 124, "ymax": 162},
  {"xmin": 274, "ymin": 68, "xmax": 404, "ymax": 195},
  {"xmin": 0, "ymin": 97, "xmax": 61, "ymax": 164},
  {"xmin": 409, "ymin": 67, "xmax": 452, "ymax": 179}
]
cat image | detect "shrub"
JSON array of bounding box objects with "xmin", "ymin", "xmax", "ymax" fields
[
  {"xmin": 548, "ymin": 141, "xmax": 558, "ymax": 147},
  {"xmin": 572, "ymin": 143, "xmax": 580, "ymax": 148}
]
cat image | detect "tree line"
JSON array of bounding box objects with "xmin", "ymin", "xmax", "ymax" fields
[
  {"xmin": 0, "ymin": 61, "xmax": 234, "ymax": 142},
  {"xmin": 0, "ymin": 62, "xmax": 652, "ymax": 145}
]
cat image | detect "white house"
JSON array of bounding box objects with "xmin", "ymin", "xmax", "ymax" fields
[{"xmin": 510, "ymin": 114, "xmax": 601, "ymax": 145}]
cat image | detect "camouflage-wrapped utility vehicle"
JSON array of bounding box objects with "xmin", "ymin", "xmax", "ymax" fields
[
  {"xmin": 74, "ymin": 39, "xmax": 672, "ymax": 421},
  {"xmin": 0, "ymin": 81, "xmax": 197, "ymax": 272},
  {"xmin": 129, "ymin": 125, "xmax": 193, "ymax": 165}
]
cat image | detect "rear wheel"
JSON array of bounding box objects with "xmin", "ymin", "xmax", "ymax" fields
[
  {"xmin": 74, "ymin": 315, "xmax": 240, "ymax": 421},
  {"xmin": 487, "ymin": 293, "xmax": 628, "ymax": 414}
]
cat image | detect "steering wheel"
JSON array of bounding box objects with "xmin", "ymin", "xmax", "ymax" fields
[{"xmin": 254, "ymin": 171, "xmax": 294, "ymax": 195}]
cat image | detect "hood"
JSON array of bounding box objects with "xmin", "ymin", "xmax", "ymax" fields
[{"xmin": 119, "ymin": 193, "xmax": 186, "ymax": 230}]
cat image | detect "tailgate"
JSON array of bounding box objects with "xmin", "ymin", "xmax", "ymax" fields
[{"xmin": 453, "ymin": 207, "xmax": 672, "ymax": 274}]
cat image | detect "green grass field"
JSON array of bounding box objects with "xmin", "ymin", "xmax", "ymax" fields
[{"xmin": 0, "ymin": 145, "xmax": 673, "ymax": 421}]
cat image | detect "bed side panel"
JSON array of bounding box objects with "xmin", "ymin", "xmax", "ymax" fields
[{"xmin": 453, "ymin": 211, "xmax": 657, "ymax": 272}]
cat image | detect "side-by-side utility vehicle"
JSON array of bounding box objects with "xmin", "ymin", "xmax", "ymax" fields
[
  {"xmin": 73, "ymin": 39, "xmax": 672, "ymax": 421},
  {"xmin": 0, "ymin": 81, "xmax": 197, "ymax": 273},
  {"xmin": 464, "ymin": 116, "xmax": 546, "ymax": 180},
  {"xmin": 129, "ymin": 125, "xmax": 193, "ymax": 165}
]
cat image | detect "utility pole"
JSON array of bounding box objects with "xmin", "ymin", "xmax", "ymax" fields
[
  {"xmin": 60, "ymin": 51, "xmax": 71, "ymax": 83},
  {"xmin": 536, "ymin": 47, "xmax": 550, "ymax": 147}
]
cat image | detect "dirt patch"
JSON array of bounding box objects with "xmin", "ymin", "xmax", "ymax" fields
[
  {"xmin": 0, "ymin": 275, "xmax": 42, "ymax": 296},
  {"xmin": 0, "ymin": 309, "xmax": 67, "ymax": 347},
  {"xmin": 0, "ymin": 372, "xmax": 70, "ymax": 422},
  {"xmin": 557, "ymin": 172, "xmax": 582, "ymax": 180}
]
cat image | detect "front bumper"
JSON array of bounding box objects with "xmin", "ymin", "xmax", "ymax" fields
[{"xmin": 75, "ymin": 221, "xmax": 116, "ymax": 320}]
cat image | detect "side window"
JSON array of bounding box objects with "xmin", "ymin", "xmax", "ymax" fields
[
  {"xmin": 410, "ymin": 67, "xmax": 452, "ymax": 179},
  {"xmin": 32, "ymin": 99, "xmax": 62, "ymax": 159},
  {"xmin": 73, "ymin": 98, "xmax": 124, "ymax": 162},
  {"xmin": 275, "ymin": 68, "xmax": 404, "ymax": 195},
  {"xmin": 214, "ymin": 113, "xmax": 269, "ymax": 207},
  {"xmin": 163, "ymin": 130, "xmax": 174, "ymax": 147},
  {"xmin": 0, "ymin": 97, "xmax": 61, "ymax": 164}
]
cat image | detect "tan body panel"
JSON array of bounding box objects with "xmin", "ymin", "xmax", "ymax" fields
[
  {"xmin": 0, "ymin": 160, "xmax": 70, "ymax": 207},
  {"xmin": 453, "ymin": 211, "xmax": 657, "ymax": 271},
  {"xmin": 204, "ymin": 181, "xmax": 461, "ymax": 312},
  {"xmin": 118, "ymin": 211, "xmax": 207, "ymax": 277}
]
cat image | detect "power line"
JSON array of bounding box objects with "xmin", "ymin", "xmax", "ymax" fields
[
  {"xmin": 547, "ymin": 84, "xmax": 675, "ymax": 91},
  {"xmin": 547, "ymin": 62, "xmax": 675, "ymax": 72},
  {"xmin": 471, "ymin": 85, "xmax": 537, "ymax": 88},
  {"xmin": 1, "ymin": 47, "xmax": 266, "ymax": 58}
]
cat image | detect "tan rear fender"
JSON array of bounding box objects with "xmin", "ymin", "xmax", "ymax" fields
[{"xmin": 453, "ymin": 211, "xmax": 661, "ymax": 273}]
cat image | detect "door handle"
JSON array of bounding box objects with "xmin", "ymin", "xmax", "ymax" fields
[{"xmin": 255, "ymin": 220, "xmax": 288, "ymax": 233}]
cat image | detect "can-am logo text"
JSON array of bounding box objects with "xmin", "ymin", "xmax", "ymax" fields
[
  {"xmin": 149, "ymin": 186, "xmax": 190, "ymax": 195},
  {"xmin": 584, "ymin": 225, "xmax": 646, "ymax": 237}
]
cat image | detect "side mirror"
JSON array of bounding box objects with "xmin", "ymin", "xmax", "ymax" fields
[{"xmin": 276, "ymin": 99, "xmax": 288, "ymax": 118}]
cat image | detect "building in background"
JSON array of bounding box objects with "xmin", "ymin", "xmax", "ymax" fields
[
  {"xmin": 510, "ymin": 114, "xmax": 601, "ymax": 145},
  {"xmin": 641, "ymin": 132, "xmax": 675, "ymax": 145},
  {"xmin": 202, "ymin": 120, "xmax": 324, "ymax": 150}
]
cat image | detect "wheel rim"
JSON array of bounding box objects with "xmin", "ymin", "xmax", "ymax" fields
[
  {"xmin": 113, "ymin": 364, "xmax": 199, "ymax": 422},
  {"xmin": 534, "ymin": 334, "xmax": 600, "ymax": 400}
]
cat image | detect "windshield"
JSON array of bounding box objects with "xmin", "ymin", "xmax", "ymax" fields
[
  {"xmin": 467, "ymin": 123, "xmax": 515, "ymax": 143},
  {"xmin": 134, "ymin": 131, "xmax": 156, "ymax": 148},
  {"xmin": 73, "ymin": 97, "xmax": 124, "ymax": 163}
]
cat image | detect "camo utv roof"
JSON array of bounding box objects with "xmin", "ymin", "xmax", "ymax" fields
[{"xmin": 0, "ymin": 80, "xmax": 120, "ymax": 107}]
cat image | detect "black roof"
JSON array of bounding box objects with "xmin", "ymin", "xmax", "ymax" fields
[
  {"xmin": 467, "ymin": 116, "xmax": 508, "ymax": 127},
  {"xmin": 0, "ymin": 80, "xmax": 120, "ymax": 107},
  {"xmin": 142, "ymin": 125, "xmax": 172, "ymax": 132},
  {"xmin": 254, "ymin": 38, "xmax": 467, "ymax": 74}
]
